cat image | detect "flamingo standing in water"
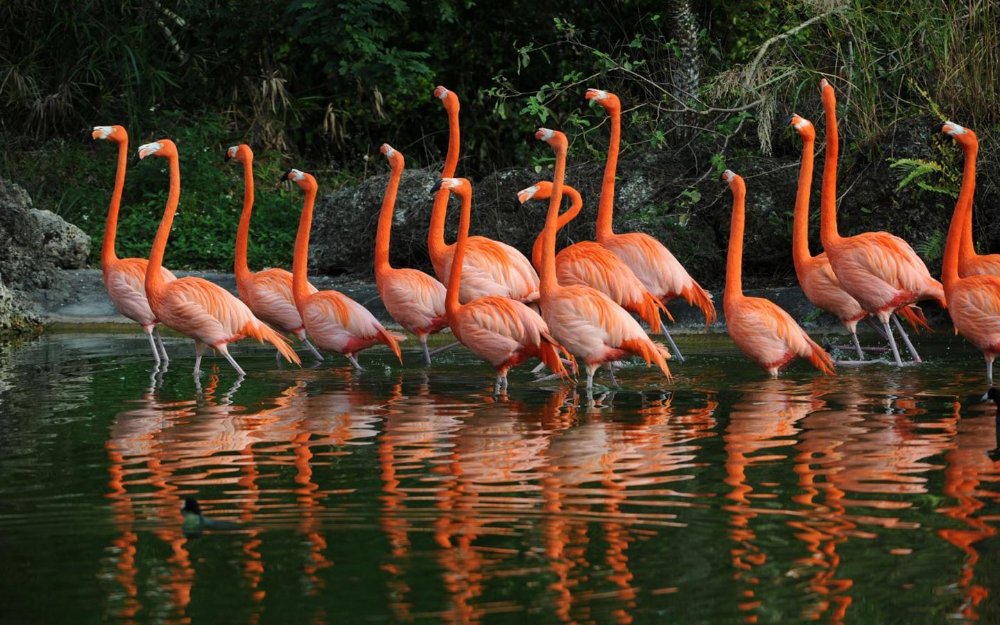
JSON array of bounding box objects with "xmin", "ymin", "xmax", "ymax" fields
[
  {"xmin": 281, "ymin": 168, "xmax": 403, "ymax": 370},
  {"xmin": 375, "ymin": 144, "xmax": 449, "ymax": 365},
  {"xmin": 943, "ymin": 124, "xmax": 1000, "ymax": 278},
  {"xmin": 936, "ymin": 121, "xmax": 1000, "ymax": 383},
  {"xmin": 721, "ymin": 170, "xmax": 835, "ymax": 378},
  {"xmin": 226, "ymin": 143, "xmax": 324, "ymax": 362},
  {"xmin": 93, "ymin": 125, "xmax": 175, "ymax": 365},
  {"xmin": 430, "ymin": 177, "xmax": 568, "ymax": 393},
  {"xmin": 535, "ymin": 128, "xmax": 671, "ymax": 391},
  {"xmin": 787, "ymin": 114, "xmax": 867, "ymax": 360},
  {"xmin": 519, "ymin": 180, "xmax": 670, "ymax": 334},
  {"xmin": 429, "ymin": 86, "xmax": 540, "ymax": 304},
  {"xmin": 585, "ymin": 88, "xmax": 716, "ymax": 362},
  {"xmin": 135, "ymin": 139, "xmax": 300, "ymax": 376},
  {"xmin": 818, "ymin": 79, "xmax": 945, "ymax": 366}
]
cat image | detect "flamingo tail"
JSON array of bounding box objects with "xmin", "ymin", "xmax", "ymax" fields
[
  {"xmin": 627, "ymin": 292, "xmax": 669, "ymax": 333},
  {"xmin": 377, "ymin": 328, "xmax": 405, "ymax": 364},
  {"xmin": 540, "ymin": 332, "xmax": 571, "ymax": 379},
  {"xmin": 806, "ymin": 338, "xmax": 836, "ymax": 376},
  {"xmin": 620, "ymin": 337, "xmax": 672, "ymax": 380},
  {"xmin": 678, "ymin": 282, "xmax": 717, "ymax": 327},
  {"xmin": 244, "ymin": 321, "xmax": 301, "ymax": 366},
  {"xmin": 897, "ymin": 305, "xmax": 931, "ymax": 334}
]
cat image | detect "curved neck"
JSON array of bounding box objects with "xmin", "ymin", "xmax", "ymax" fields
[
  {"xmin": 819, "ymin": 94, "xmax": 841, "ymax": 247},
  {"xmin": 429, "ymin": 105, "xmax": 461, "ymax": 262},
  {"xmin": 792, "ymin": 135, "xmax": 816, "ymax": 275},
  {"xmin": 234, "ymin": 157, "xmax": 255, "ymax": 285},
  {"xmin": 944, "ymin": 140, "xmax": 978, "ymax": 288},
  {"xmin": 725, "ymin": 183, "xmax": 746, "ymax": 299},
  {"xmin": 531, "ymin": 186, "xmax": 582, "ymax": 271},
  {"xmin": 445, "ymin": 191, "xmax": 469, "ymax": 316},
  {"xmin": 102, "ymin": 139, "xmax": 128, "ymax": 269},
  {"xmin": 541, "ymin": 145, "xmax": 568, "ymax": 295},
  {"xmin": 376, "ymin": 160, "xmax": 403, "ymax": 276},
  {"xmin": 595, "ymin": 106, "xmax": 620, "ymax": 240},
  {"xmin": 146, "ymin": 154, "xmax": 180, "ymax": 299},
  {"xmin": 292, "ymin": 185, "xmax": 318, "ymax": 308}
]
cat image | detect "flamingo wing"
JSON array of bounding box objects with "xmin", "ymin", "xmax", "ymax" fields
[
  {"xmin": 799, "ymin": 255, "xmax": 867, "ymax": 326},
  {"xmin": 378, "ymin": 268, "xmax": 447, "ymax": 335},
  {"xmin": 456, "ymin": 296, "xmax": 545, "ymax": 367},
  {"xmin": 727, "ymin": 296, "xmax": 833, "ymax": 374},
  {"xmin": 105, "ymin": 258, "xmax": 175, "ymax": 325},
  {"xmin": 246, "ymin": 268, "xmax": 313, "ymax": 334},
  {"xmin": 158, "ymin": 277, "xmax": 263, "ymax": 345},
  {"xmin": 950, "ymin": 277, "xmax": 1000, "ymax": 352}
]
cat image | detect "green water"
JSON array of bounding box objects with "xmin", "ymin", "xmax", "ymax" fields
[{"xmin": 1, "ymin": 331, "xmax": 999, "ymax": 624}]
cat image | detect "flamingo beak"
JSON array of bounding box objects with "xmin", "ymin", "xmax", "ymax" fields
[{"xmin": 430, "ymin": 179, "xmax": 444, "ymax": 194}]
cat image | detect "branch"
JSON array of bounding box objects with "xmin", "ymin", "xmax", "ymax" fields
[{"xmin": 743, "ymin": 6, "xmax": 845, "ymax": 88}]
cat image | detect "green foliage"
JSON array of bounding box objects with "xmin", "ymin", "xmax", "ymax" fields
[
  {"xmin": 915, "ymin": 229, "xmax": 947, "ymax": 262},
  {"xmin": 889, "ymin": 158, "xmax": 957, "ymax": 197}
]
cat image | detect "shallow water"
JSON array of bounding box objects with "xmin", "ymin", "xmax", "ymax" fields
[{"xmin": 1, "ymin": 331, "xmax": 999, "ymax": 624}]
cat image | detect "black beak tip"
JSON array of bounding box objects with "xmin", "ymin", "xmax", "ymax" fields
[
  {"xmin": 430, "ymin": 179, "xmax": 444, "ymax": 194},
  {"xmin": 131, "ymin": 154, "xmax": 142, "ymax": 166},
  {"xmin": 931, "ymin": 123, "xmax": 946, "ymax": 135},
  {"xmin": 224, "ymin": 154, "xmax": 231, "ymax": 163},
  {"xmin": 784, "ymin": 115, "xmax": 794, "ymax": 126}
]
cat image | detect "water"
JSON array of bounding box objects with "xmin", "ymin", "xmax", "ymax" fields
[{"xmin": 1, "ymin": 331, "xmax": 998, "ymax": 624}]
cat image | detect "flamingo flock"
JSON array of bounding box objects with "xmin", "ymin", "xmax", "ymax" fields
[{"xmin": 90, "ymin": 79, "xmax": 1000, "ymax": 390}]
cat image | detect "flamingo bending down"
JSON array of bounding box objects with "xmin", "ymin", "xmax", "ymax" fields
[
  {"xmin": 226, "ymin": 143, "xmax": 323, "ymax": 362},
  {"xmin": 281, "ymin": 168, "xmax": 403, "ymax": 370},
  {"xmin": 428, "ymin": 86, "xmax": 540, "ymax": 304},
  {"xmin": 520, "ymin": 180, "xmax": 670, "ymax": 334},
  {"xmin": 722, "ymin": 170, "xmax": 835, "ymax": 378},
  {"xmin": 376, "ymin": 144, "xmax": 449, "ymax": 365},
  {"xmin": 93, "ymin": 125, "xmax": 176, "ymax": 365},
  {"xmin": 535, "ymin": 128, "xmax": 671, "ymax": 391},
  {"xmin": 585, "ymin": 88, "xmax": 716, "ymax": 362},
  {"xmin": 136, "ymin": 139, "xmax": 300, "ymax": 376},
  {"xmin": 937, "ymin": 122, "xmax": 1000, "ymax": 383},
  {"xmin": 431, "ymin": 177, "xmax": 568, "ymax": 393},
  {"xmin": 818, "ymin": 79, "xmax": 945, "ymax": 366},
  {"xmin": 787, "ymin": 115, "xmax": 867, "ymax": 360}
]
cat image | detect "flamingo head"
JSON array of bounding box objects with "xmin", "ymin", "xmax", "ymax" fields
[
  {"xmin": 225, "ymin": 144, "xmax": 253, "ymax": 164},
  {"xmin": 433, "ymin": 85, "xmax": 460, "ymax": 113},
  {"xmin": 279, "ymin": 168, "xmax": 317, "ymax": 192},
  {"xmin": 430, "ymin": 177, "xmax": 470, "ymax": 197},
  {"xmin": 721, "ymin": 169, "xmax": 739, "ymax": 184},
  {"xmin": 92, "ymin": 125, "xmax": 126, "ymax": 143},
  {"xmin": 787, "ymin": 114, "xmax": 815, "ymax": 139},
  {"xmin": 585, "ymin": 88, "xmax": 620, "ymax": 112},
  {"xmin": 937, "ymin": 120, "xmax": 977, "ymax": 146},
  {"xmin": 517, "ymin": 181, "xmax": 554, "ymax": 204},
  {"xmin": 535, "ymin": 127, "xmax": 567, "ymax": 149},
  {"xmin": 136, "ymin": 139, "xmax": 177, "ymax": 161},
  {"xmin": 819, "ymin": 78, "xmax": 836, "ymax": 104},
  {"xmin": 380, "ymin": 143, "xmax": 404, "ymax": 168}
]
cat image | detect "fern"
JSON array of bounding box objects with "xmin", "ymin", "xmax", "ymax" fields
[
  {"xmin": 889, "ymin": 158, "xmax": 957, "ymax": 197},
  {"xmin": 915, "ymin": 229, "xmax": 946, "ymax": 261}
]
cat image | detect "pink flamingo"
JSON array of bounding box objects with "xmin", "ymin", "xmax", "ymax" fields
[
  {"xmin": 281, "ymin": 168, "xmax": 403, "ymax": 370},
  {"xmin": 943, "ymin": 123, "xmax": 1000, "ymax": 278},
  {"xmin": 431, "ymin": 176, "xmax": 568, "ymax": 393},
  {"xmin": 818, "ymin": 79, "xmax": 945, "ymax": 366},
  {"xmin": 135, "ymin": 139, "xmax": 300, "ymax": 376},
  {"xmin": 93, "ymin": 124, "xmax": 175, "ymax": 365},
  {"xmin": 937, "ymin": 121, "xmax": 1000, "ymax": 382},
  {"xmin": 519, "ymin": 180, "xmax": 670, "ymax": 334},
  {"xmin": 535, "ymin": 128, "xmax": 671, "ymax": 391},
  {"xmin": 429, "ymin": 86, "xmax": 540, "ymax": 304},
  {"xmin": 722, "ymin": 170, "xmax": 835, "ymax": 378},
  {"xmin": 376, "ymin": 144, "xmax": 449, "ymax": 365},
  {"xmin": 585, "ymin": 88, "xmax": 717, "ymax": 362},
  {"xmin": 226, "ymin": 143, "xmax": 324, "ymax": 362}
]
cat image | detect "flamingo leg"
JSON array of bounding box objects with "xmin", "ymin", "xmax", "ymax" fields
[
  {"xmin": 154, "ymin": 327, "xmax": 169, "ymax": 363},
  {"xmin": 193, "ymin": 341, "xmax": 206, "ymax": 376},
  {"xmin": 891, "ymin": 314, "xmax": 922, "ymax": 363},
  {"xmin": 429, "ymin": 341, "xmax": 461, "ymax": 357},
  {"xmin": 987, "ymin": 357, "xmax": 994, "ymax": 385},
  {"xmin": 302, "ymin": 337, "xmax": 324, "ymax": 362},
  {"xmin": 217, "ymin": 344, "xmax": 247, "ymax": 377},
  {"xmin": 144, "ymin": 326, "xmax": 162, "ymax": 367},
  {"xmin": 865, "ymin": 317, "xmax": 890, "ymax": 340},
  {"xmin": 421, "ymin": 337, "xmax": 432, "ymax": 367},
  {"xmin": 851, "ymin": 332, "xmax": 864, "ymax": 361},
  {"xmin": 661, "ymin": 327, "xmax": 686, "ymax": 364},
  {"xmin": 530, "ymin": 361, "xmax": 547, "ymax": 374},
  {"xmin": 604, "ymin": 362, "xmax": 619, "ymax": 388},
  {"xmin": 882, "ymin": 320, "xmax": 903, "ymax": 366},
  {"xmin": 585, "ymin": 364, "xmax": 599, "ymax": 391},
  {"xmin": 346, "ymin": 353, "xmax": 364, "ymax": 371}
]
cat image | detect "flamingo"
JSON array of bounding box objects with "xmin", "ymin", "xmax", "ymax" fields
[
  {"xmin": 226, "ymin": 143, "xmax": 324, "ymax": 362},
  {"xmin": 428, "ymin": 86, "xmax": 540, "ymax": 304},
  {"xmin": 93, "ymin": 124, "xmax": 176, "ymax": 365},
  {"xmin": 430, "ymin": 177, "xmax": 568, "ymax": 394},
  {"xmin": 721, "ymin": 169, "xmax": 835, "ymax": 378},
  {"xmin": 585, "ymin": 88, "xmax": 716, "ymax": 362},
  {"xmin": 375, "ymin": 144, "xmax": 449, "ymax": 365},
  {"xmin": 944, "ymin": 124, "xmax": 1000, "ymax": 278},
  {"xmin": 135, "ymin": 139, "xmax": 300, "ymax": 376},
  {"xmin": 818, "ymin": 79, "xmax": 945, "ymax": 366},
  {"xmin": 281, "ymin": 168, "xmax": 403, "ymax": 370},
  {"xmin": 786, "ymin": 114, "xmax": 867, "ymax": 360},
  {"xmin": 936, "ymin": 121, "xmax": 1000, "ymax": 383},
  {"xmin": 520, "ymin": 180, "xmax": 670, "ymax": 334},
  {"xmin": 535, "ymin": 128, "xmax": 671, "ymax": 391}
]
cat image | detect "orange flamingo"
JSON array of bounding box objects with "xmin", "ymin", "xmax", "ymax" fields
[
  {"xmin": 136, "ymin": 139, "xmax": 300, "ymax": 376},
  {"xmin": 519, "ymin": 180, "xmax": 670, "ymax": 334},
  {"xmin": 787, "ymin": 115, "xmax": 867, "ymax": 360},
  {"xmin": 943, "ymin": 125, "xmax": 1000, "ymax": 278},
  {"xmin": 430, "ymin": 176, "xmax": 567, "ymax": 393},
  {"xmin": 585, "ymin": 88, "xmax": 716, "ymax": 362},
  {"xmin": 281, "ymin": 168, "xmax": 403, "ymax": 370},
  {"xmin": 722, "ymin": 170, "xmax": 835, "ymax": 377},
  {"xmin": 226, "ymin": 143, "xmax": 324, "ymax": 362},
  {"xmin": 535, "ymin": 128, "xmax": 671, "ymax": 391},
  {"xmin": 429, "ymin": 86, "xmax": 540, "ymax": 304},
  {"xmin": 93, "ymin": 125, "xmax": 176, "ymax": 365},
  {"xmin": 937, "ymin": 122, "xmax": 1000, "ymax": 383},
  {"xmin": 819, "ymin": 79, "xmax": 945, "ymax": 366},
  {"xmin": 376, "ymin": 144, "xmax": 449, "ymax": 365}
]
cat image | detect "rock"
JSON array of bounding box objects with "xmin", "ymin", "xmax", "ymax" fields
[
  {"xmin": 0, "ymin": 177, "xmax": 91, "ymax": 292},
  {"xmin": 0, "ymin": 274, "xmax": 40, "ymax": 336}
]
